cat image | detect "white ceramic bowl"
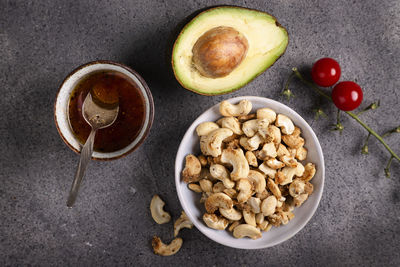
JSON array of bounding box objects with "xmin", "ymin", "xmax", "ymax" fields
[
  {"xmin": 54, "ymin": 61, "xmax": 154, "ymax": 160},
  {"xmin": 175, "ymin": 96, "xmax": 325, "ymax": 249}
]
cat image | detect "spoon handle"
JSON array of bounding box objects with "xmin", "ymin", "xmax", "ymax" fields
[{"xmin": 67, "ymin": 128, "xmax": 97, "ymax": 207}]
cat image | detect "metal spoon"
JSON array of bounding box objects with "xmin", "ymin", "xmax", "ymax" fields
[{"xmin": 67, "ymin": 92, "xmax": 119, "ymax": 207}]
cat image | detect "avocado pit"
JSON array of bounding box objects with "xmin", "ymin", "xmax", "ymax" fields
[{"xmin": 192, "ymin": 26, "xmax": 249, "ymax": 78}]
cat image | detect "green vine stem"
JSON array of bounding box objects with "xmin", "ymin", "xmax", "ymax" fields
[{"xmin": 290, "ymin": 67, "xmax": 400, "ymax": 164}]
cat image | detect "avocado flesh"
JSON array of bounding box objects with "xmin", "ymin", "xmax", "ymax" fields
[{"xmin": 172, "ymin": 6, "xmax": 289, "ymax": 95}]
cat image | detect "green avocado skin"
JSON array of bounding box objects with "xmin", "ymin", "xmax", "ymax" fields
[{"xmin": 171, "ymin": 6, "xmax": 289, "ymax": 96}]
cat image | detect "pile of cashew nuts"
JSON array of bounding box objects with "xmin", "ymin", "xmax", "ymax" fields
[{"xmin": 182, "ymin": 99, "xmax": 317, "ymax": 240}]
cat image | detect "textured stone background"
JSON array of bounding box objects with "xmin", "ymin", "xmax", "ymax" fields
[{"xmin": 1, "ymin": 0, "xmax": 399, "ymax": 266}]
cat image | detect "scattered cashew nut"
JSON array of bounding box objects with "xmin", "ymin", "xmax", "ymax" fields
[
  {"xmin": 152, "ymin": 236, "xmax": 182, "ymax": 256},
  {"xmin": 150, "ymin": 195, "xmax": 171, "ymax": 224}
]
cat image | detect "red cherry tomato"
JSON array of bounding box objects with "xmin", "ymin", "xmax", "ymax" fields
[
  {"xmin": 331, "ymin": 81, "xmax": 363, "ymax": 111},
  {"xmin": 311, "ymin": 58, "xmax": 341, "ymax": 87}
]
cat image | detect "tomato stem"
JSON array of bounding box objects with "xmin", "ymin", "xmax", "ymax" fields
[
  {"xmin": 290, "ymin": 68, "xmax": 400, "ymax": 164},
  {"xmin": 361, "ymin": 133, "xmax": 371, "ymax": 155},
  {"xmin": 385, "ymin": 156, "xmax": 394, "ymax": 178}
]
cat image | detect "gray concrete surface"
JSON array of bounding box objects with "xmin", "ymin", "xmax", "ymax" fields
[{"xmin": 1, "ymin": 0, "xmax": 399, "ymax": 266}]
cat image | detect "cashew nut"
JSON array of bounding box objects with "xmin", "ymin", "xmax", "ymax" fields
[
  {"xmin": 247, "ymin": 197, "xmax": 261, "ymax": 213},
  {"xmin": 277, "ymin": 163, "xmax": 305, "ymax": 185},
  {"xmin": 150, "ymin": 195, "xmax": 171, "ymax": 224},
  {"xmin": 203, "ymin": 213, "xmax": 229, "ymax": 230},
  {"xmin": 255, "ymin": 212, "xmax": 264, "ymax": 225},
  {"xmin": 219, "ymin": 100, "xmax": 252, "ymax": 117},
  {"xmin": 206, "ymin": 156, "xmax": 223, "ymax": 167},
  {"xmin": 220, "ymin": 148, "xmax": 249, "ymax": 181},
  {"xmin": 209, "ymin": 164, "xmax": 235, "ymax": 189},
  {"xmin": 247, "ymin": 170, "xmax": 266, "ymax": 194},
  {"xmin": 282, "ymin": 127, "xmax": 304, "ymax": 149},
  {"xmin": 279, "ymin": 154, "xmax": 298, "ymax": 168},
  {"xmin": 259, "ymin": 142, "xmax": 277, "ymax": 159},
  {"xmin": 182, "ymin": 154, "xmax": 202, "ymax": 183},
  {"xmin": 200, "ymin": 128, "xmax": 233, "ymax": 157},
  {"xmin": 258, "ymin": 162, "xmax": 277, "ymax": 178},
  {"xmin": 295, "ymin": 146, "xmax": 308, "ymax": 161},
  {"xmin": 266, "ymin": 158, "xmax": 285, "ymax": 169},
  {"xmin": 257, "ymin": 118, "xmax": 271, "ymax": 139},
  {"xmin": 268, "ymin": 213, "xmax": 283, "ymax": 227},
  {"xmin": 276, "ymin": 143, "xmax": 290, "ymax": 157},
  {"xmin": 293, "ymin": 193, "xmax": 308, "ymax": 207},
  {"xmin": 288, "ymin": 147, "xmax": 297, "ymax": 158},
  {"xmin": 242, "ymin": 119, "xmax": 258, "ymax": 137},
  {"xmin": 217, "ymin": 117, "xmax": 243, "ymax": 135},
  {"xmin": 268, "ymin": 125, "xmax": 281, "ymax": 145},
  {"xmin": 237, "ymin": 113, "xmax": 256, "ymax": 122},
  {"xmin": 261, "ymin": 195, "xmax": 277, "ymax": 216},
  {"xmin": 239, "ymin": 136, "xmax": 253, "ymax": 151},
  {"xmin": 236, "ymin": 178, "xmax": 252, "ymax": 203},
  {"xmin": 152, "ymin": 236, "xmax": 182, "ymax": 256},
  {"xmin": 245, "ymin": 151, "xmax": 258, "ymax": 167},
  {"xmin": 257, "ymin": 108, "xmax": 276, "ymax": 123},
  {"xmin": 174, "ymin": 211, "xmax": 193, "ymax": 237},
  {"xmin": 300, "ymin": 163, "xmax": 316, "ymax": 182},
  {"xmin": 289, "ymin": 178, "xmax": 306, "ymax": 198},
  {"xmin": 243, "ymin": 210, "xmax": 256, "ymax": 226},
  {"xmin": 220, "ymin": 207, "xmax": 242, "ymax": 221},
  {"xmin": 233, "ymin": 224, "xmax": 262, "ymax": 239},
  {"xmin": 188, "ymin": 183, "xmax": 202, "ymax": 193},
  {"xmin": 228, "ymin": 221, "xmax": 241, "ymax": 232},
  {"xmin": 199, "ymin": 179, "xmax": 213, "ymax": 192},
  {"xmin": 205, "ymin": 192, "xmax": 233, "ymax": 213},
  {"xmin": 258, "ymin": 220, "xmax": 270, "ymax": 231},
  {"xmin": 199, "ymin": 192, "xmax": 212, "ymax": 203},
  {"xmin": 198, "ymin": 155, "xmax": 208, "ymax": 167},
  {"xmin": 304, "ymin": 181, "xmax": 314, "ymax": 195},
  {"xmin": 196, "ymin": 122, "xmax": 220, "ymax": 136},
  {"xmin": 225, "ymin": 138, "xmax": 240, "ymax": 149},
  {"xmin": 267, "ymin": 178, "xmax": 282, "ymax": 198},
  {"xmin": 212, "ymin": 181, "xmax": 226, "ymax": 193},
  {"xmin": 199, "ymin": 167, "xmax": 217, "ymax": 182},
  {"xmin": 223, "ymin": 188, "xmax": 238, "ymax": 199},
  {"xmin": 282, "ymin": 133, "xmax": 305, "ymax": 149},
  {"xmin": 247, "ymin": 133, "xmax": 264, "ymax": 151},
  {"xmin": 256, "ymin": 189, "xmax": 270, "ymax": 200},
  {"xmin": 275, "ymin": 114, "xmax": 295, "ymax": 135}
]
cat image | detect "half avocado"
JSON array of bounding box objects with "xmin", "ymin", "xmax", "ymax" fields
[{"xmin": 172, "ymin": 6, "xmax": 289, "ymax": 95}]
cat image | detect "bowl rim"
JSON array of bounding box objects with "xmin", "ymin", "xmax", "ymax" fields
[
  {"xmin": 175, "ymin": 96, "xmax": 325, "ymax": 249},
  {"xmin": 54, "ymin": 60, "xmax": 154, "ymax": 161}
]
